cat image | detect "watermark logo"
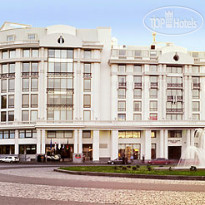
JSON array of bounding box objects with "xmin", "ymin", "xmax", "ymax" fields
[{"xmin": 143, "ymin": 6, "xmax": 203, "ymax": 36}]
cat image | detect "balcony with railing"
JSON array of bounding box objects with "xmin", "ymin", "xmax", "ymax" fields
[
  {"xmin": 133, "ymin": 108, "xmax": 141, "ymax": 112},
  {"xmin": 192, "ymin": 83, "xmax": 200, "ymax": 89},
  {"xmin": 167, "ymin": 96, "xmax": 183, "ymax": 102},
  {"xmin": 1, "ymin": 73, "xmax": 15, "ymax": 79},
  {"xmin": 47, "ymin": 104, "xmax": 73, "ymax": 108},
  {"xmin": 167, "ymin": 83, "xmax": 183, "ymax": 89},
  {"xmin": 111, "ymin": 49, "xmax": 160, "ymax": 61},
  {"xmin": 83, "ymin": 73, "xmax": 92, "ymax": 78},
  {"xmin": 47, "ymin": 72, "xmax": 74, "ymax": 77},
  {"xmin": 166, "ymin": 108, "xmax": 183, "ymax": 113},
  {"xmin": 22, "ymin": 72, "xmax": 39, "ymax": 77},
  {"xmin": 150, "ymin": 82, "xmax": 158, "ymax": 88},
  {"xmin": 134, "ymin": 83, "xmax": 142, "ymax": 89},
  {"xmin": 118, "ymin": 82, "xmax": 127, "ymax": 88}
]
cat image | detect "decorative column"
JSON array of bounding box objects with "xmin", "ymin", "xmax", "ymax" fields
[
  {"xmin": 159, "ymin": 129, "xmax": 164, "ymax": 158},
  {"xmin": 164, "ymin": 129, "xmax": 168, "ymax": 159},
  {"xmin": 74, "ymin": 129, "xmax": 78, "ymax": 153},
  {"xmin": 144, "ymin": 130, "xmax": 151, "ymax": 160},
  {"xmin": 93, "ymin": 130, "xmax": 100, "ymax": 161},
  {"xmin": 78, "ymin": 130, "xmax": 82, "ymax": 153},
  {"xmin": 37, "ymin": 129, "xmax": 41, "ymax": 154},
  {"xmin": 111, "ymin": 65, "xmax": 118, "ymax": 120},
  {"xmin": 15, "ymin": 130, "xmax": 19, "ymax": 155},
  {"xmin": 111, "ymin": 130, "xmax": 118, "ymax": 160},
  {"xmin": 142, "ymin": 65, "xmax": 149, "ymax": 120},
  {"xmin": 41, "ymin": 129, "xmax": 45, "ymax": 154},
  {"xmin": 126, "ymin": 65, "xmax": 133, "ymax": 120}
]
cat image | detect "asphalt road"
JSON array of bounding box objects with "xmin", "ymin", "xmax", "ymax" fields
[{"xmin": 0, "ymin": 164, "xmax": 204, "ymax": 204}]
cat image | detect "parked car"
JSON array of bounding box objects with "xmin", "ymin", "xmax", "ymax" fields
[
  {"xmin": 147, "ymin": 158, "xmax": 174, "ymax": 165},
  {"xmin": 47, "ymin": 154, "xmax": 61, "ymax": 161},
  {"xmin": 0, "ymin": 156, "xmax": 19, "ymax": 163},
  {"xmin": 108, "ymin": 158, "xmax": 123, "ymax": 165}
]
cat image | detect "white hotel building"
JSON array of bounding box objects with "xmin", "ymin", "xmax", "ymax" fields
[{"xmin": 0, "ymin": 22, "xmax": 204, "ymax": 161}]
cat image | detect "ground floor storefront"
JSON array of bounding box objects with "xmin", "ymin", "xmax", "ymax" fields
[{"xmin": 0, "ymin": 128, "xmax": 199, "ymax": 162}]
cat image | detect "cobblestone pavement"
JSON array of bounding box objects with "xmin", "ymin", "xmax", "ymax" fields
[{"xmin": 0, "ymin": 167, "xmax": 204, "ymax": 204}]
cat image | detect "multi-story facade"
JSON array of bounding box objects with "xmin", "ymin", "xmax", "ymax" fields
[{"xmin": 0, "ymin": 22, "xmax": 205, "ymax": 161}]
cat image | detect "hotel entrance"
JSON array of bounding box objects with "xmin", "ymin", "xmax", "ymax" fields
[{"xmin": 168, "ymin": 146, "xmax": 182, "ymax": 159}]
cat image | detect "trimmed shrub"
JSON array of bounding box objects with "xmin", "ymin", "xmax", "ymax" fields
[
  {"xmin": 190, "ymin": 166, "xmax": 197, "ymax": 171},
  {"xmin": 132, "ymin": 166, "xmax": 137, "ymax": 171},
  {"xmin": 122, "ymin": 166, "xmax": 127, "ymax": 170},
  {"xmin": 136, "ymin": 165, "xmax": 140, "ymax": 169},
  {"xmin": 147, "ymin": 165, "xmax": 152, "ymax": 171}
]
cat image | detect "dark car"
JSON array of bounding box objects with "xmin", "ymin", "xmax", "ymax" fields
[
  {"xmin": 107, "ymin": 158, "xmax": 123, "ymax": 165},
  {"xmin": 148, "ymin": 158, "xmax": 174, "ymax": 165}
]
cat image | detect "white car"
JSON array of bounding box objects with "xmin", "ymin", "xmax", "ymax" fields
[{"xmin": 0, "ymin": 156, "xmax": 19, "ymax": 163}]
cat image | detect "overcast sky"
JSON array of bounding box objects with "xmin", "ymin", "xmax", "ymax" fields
[{"xmin": 0, "ymin": 0, "xmax": 205, "ymax": 50}]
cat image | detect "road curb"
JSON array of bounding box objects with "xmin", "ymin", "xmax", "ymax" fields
[{"xmin": 54, "ymin": 168, "xmax": 205, "ymax": 181}]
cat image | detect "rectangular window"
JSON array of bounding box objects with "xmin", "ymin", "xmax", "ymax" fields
[
  {"xmin": 1, "ymin": 80, "xmax": 7, "ymax": 93},
  {"xmin": 84, "ymin": 79, "xmax": 91, "ymax": 92},
  {"xmin": 133, "ymin": 101, "xmax": 141, "ymax": 112},
  {"xmin": 9, "ymin": 64, "xmax": 15, "ymax": 73},
  {"xmin": 47, "ymin": 131, "xmax": 56, "ymax": 138},
  {"xmin": 22, "ymin": 94, "xmax": 29, "ymax": 108},
  {"xmin": 7, "ymin": 35, "xmax": 15, "ymax": 42},
  {"xmin": 192, "ymin": 114, "xmax": 200, "ymax": 120},
  {"xmin": 67, "ymin": 50, "xmax": 73, "ymax": 59},
  {"xmin": 150, "ymin": 113, "xmax": 158, "ymax": 120},
  {"xmin": 134, "ymin": 89, "xmax": 142, "ymax": 99},
  {"xmin": 83, "ymin": 110, "xmax": 91, "ymax": 121},
  {"xmin": 65, "ymin": 131, "xmax": 73, "ymax": 138},
  {"xmin": 118, "ymin": 88, "xmax": 126, "ymax": 99},
  {"xmin": 2, "ymin": 64, "xmax": 8, "ymax": 73},
  {"xmin": 10, "ymin": 130, "xmax": 15, "ymax": 139},
  {"xmin": 9, "ymin": 50, "xmax": 16, "ymax": 58},
  {"xmin": 150, "ymin": 101, "xmax": 158, "ymax": 111},
  {"xmin": 8, "ymin": 95, "xmax": 14, "ymax": 108},
  {"xmin": 8, "ymin": 79, "xmax": 15, "ymax": 92},
  {"xmin": 118, "ymin": 101, "xmax": 126, "ymax": 111},
  {"xmin": 23, "ymin": 49, "xmax": 30, "ymax": 58},
  {"xmin": 31, "ymin": 78, "xmax": 38, "ymax": 91},
  {"xmin": 118, "ymin": 131, "xmax": 141, "ymax": 138},
  {"xmin": 133, "ymin": 114, "xmax": 141, "ymax": 120},
  {"xmin": 22, "ymin": 62, "xmax": 30, "ymax": 72},
  {"xmin": 22, "ymin": 78, "xmax": 29, "ymax": 92},
  {"xmin": 1, "ymin": 111, "xmax": 6, "ymax": 122},
  {"xmin": 31, "ymin": 63, "xmax": 38, "ymax": 72},
  {"xmin": 169, "ymin": 131, "xmax": 182, "ymax": 138},
  {"xmin": 83, "ymin": 131, "xmax": 91, "ymax": 138},
  {"xmin": 32, "ymin": 49, "xmax": 39, "ymax": 57},
  {"xmin": 118, "ymin": 114, "xmax": 126, "ymax": 121},
  {"xmin": 48, "ymin": 49, "xmax": 55, "ymax": 58},
  {"xmin": 28, "ymin": 34, "xmax": 36, "ymax": 40},
  {"xmin": 8, "ymin": 111, "xmax": 14, "ymax": 121},
  {"xmin": 26, "ymin": 130, "xmax": 32, "ymax": 138},
  {"xmin": 150, "ymin": 65, "xmax": 157, "ymax": 72},
  {"xmin": 192, "ymin": 66, "xmax": 200, "ymax": 73},
  {"xmin": 118, "ymin": 65, "xmax": 126, "ymax": 72},
  {"xmin": 84, "ymin": 50, "xmax": 91, "ymax": 59},
  {"xmin": 151, "ymin": 131, "xmax": 156, "ymax": 138},
  {"xmin": 150, "ymin": 89, "xmax": 158, "ymax": 98},
  {"xmin": 84, "ymin": 64, "xmax": 91, "ymax": 73},
  {"xmin": 192, "ymin": 101, "xmax": 200, "ymax": 111},
  {"xmin": 1, "ymin": 96, "xmax": 7, "ymax": 109},
  {"xmin": 31, "ymin": 94, "xmax": 38, "ymax": 108},
  {"xmin": 2, "ymin": 51, "xmax": 8, "ymax": 59},
  {"xmin": 4, "ymin": 131, "xmax": 9, "ymax": 139},
  {"xmin": 22, "ymin": 110, "xmax": 29, "ymax": 121},
  {"xmin": 133, "ymin": 65, "xmax": 142, "ymax": 72},
  {"xmin": 83, "ymin": 94, "xmax": 91, "ymax": 108},
  {"xmin": 192, "ymin": 90, "xmax": 200, "ymax": 99}
]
